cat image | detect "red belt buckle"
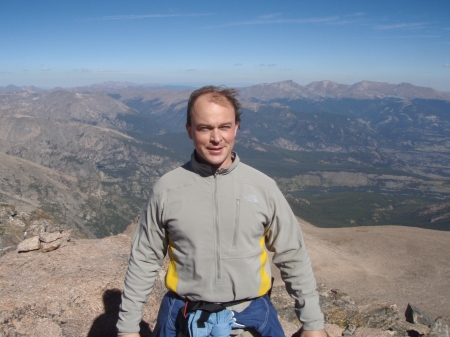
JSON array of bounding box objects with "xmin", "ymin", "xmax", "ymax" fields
[{"xmin": 183, "ymin": 301, "xmax": 189, "ymax": 318}]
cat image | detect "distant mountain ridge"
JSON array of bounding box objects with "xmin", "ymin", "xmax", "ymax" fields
[
  {"xmin": 0, "ymin": 84, "xmax": 44, "ymax": 93},
  {"xmin": 239, "ymin": 80, "xmax": 450, "ymax": 101},
  {"xmin": 2, "ymin": 79, "xmax": 449, "ymax": 101},
  {"xmin": 0, "ymin": 89, "xmax": 164, "ymax": 134}
]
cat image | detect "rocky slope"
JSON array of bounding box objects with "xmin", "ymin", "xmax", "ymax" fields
[{"xmin": 0, "ymin": 113, "xmax": 182, "ymax": 237}]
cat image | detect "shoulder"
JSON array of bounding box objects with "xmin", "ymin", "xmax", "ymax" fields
[
  {"xmin": 152, "ymin": 164, "xmax": 197, "ymax": 195},
  {"xmin": 233, "ymin": 162, "xmax": 278, "ymax": 191}
]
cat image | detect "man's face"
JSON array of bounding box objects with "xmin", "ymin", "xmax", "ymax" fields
[{"xmin": 186, "ymin": 93, "xmax": 239, "ymax": 171}]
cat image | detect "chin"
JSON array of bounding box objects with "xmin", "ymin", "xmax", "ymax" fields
[{"xmin": 208, "ymin": 158, "xmax": 226, "ymax": 167}]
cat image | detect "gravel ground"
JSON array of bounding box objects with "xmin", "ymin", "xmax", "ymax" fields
[{"xmin": 270, "ymin": 218, "xmax": 450, "ymax": 320}]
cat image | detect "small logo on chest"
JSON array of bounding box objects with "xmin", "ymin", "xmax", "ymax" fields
[{"xmin": 244, "ymin": 194, "xmax": 259, "ymax": 203}]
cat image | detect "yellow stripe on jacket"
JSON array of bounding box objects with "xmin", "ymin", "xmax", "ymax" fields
[
  {"xmin": 257, "ymin": 236, "xmax": 271, "ymax": 296},
  {"xmin": 166, "ymin": 239, "xmax": 178, "ymax": 292}
]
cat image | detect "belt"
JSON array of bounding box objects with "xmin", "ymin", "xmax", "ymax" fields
[{"xmin": 172, "ymin": 292, "xmax": 255, "ymax": 311}]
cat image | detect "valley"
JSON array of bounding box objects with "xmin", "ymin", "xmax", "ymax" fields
[{"xmin": 1, "ymin": 80, "xmax": 449, "ymax": 240}]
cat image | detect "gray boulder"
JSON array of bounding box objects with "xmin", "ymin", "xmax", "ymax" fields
[{"xmin": 406, "ymin": 303, "xmax": 434, "ymax": 326}]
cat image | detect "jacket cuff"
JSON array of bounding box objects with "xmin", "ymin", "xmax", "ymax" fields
[
  {"xmin": 116, "ymin": 310, "xmax": 141, "ymax": 335},
  {"xmin": 300, "ymin": 314, "xmax": 325, "ymax": 331}
]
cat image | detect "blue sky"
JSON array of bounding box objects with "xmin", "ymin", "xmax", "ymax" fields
[{"xmin": 1, "ymin": 0, "xmax": 450, "ymax": 90}]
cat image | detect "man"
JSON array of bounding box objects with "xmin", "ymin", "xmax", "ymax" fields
[{"xmin": 117, "ymin": 86, "xmax": 328, "ymax": 337}]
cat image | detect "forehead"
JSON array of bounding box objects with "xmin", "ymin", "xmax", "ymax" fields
[{"xmin": 190, "ymin": 93, "xmax": 236, "ymax": 124}]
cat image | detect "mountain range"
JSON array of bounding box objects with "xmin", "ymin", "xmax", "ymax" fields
[
  {"xmin": 240, "ymin": 80, "xmax": 450, "ymax": 101},
  {"xmin": 1, "ymin": 80, "xmax": 449, "ymax": 239}
]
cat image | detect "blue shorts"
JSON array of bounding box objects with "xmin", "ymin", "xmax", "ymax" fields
[{"xmin": 152, "ymin": 292, "xmax": 285, "ymax": 337}]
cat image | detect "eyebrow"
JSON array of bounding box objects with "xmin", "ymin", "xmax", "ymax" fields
[{"xmin": 196, "ymin": 122, "xmax": 233, "ymax": 127}]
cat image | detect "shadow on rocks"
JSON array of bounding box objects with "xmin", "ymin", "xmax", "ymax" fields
[{"xmin": 87, "ymin": 288, "xmax": 152, "ymax": 337}]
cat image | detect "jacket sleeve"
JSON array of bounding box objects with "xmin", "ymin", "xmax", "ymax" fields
[
  {"xmin": 265, "ymin": 186, "xmax": 324, "ymax": 331},
  {"xmin": 116, "ymin": 190, "xmax": 167, "ymax": 335}
]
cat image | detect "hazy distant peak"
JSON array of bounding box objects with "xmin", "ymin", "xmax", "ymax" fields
[
  {"xmin": 0, "ymin": 85, "xmax": 45, "ymax": 94},
  {"xmin": 305, "ymin": 81, "xmax": 348, "ymax": 97},
  {"xmin": 272, "ymin": 79, "xmax": 304, "ymax": 87},
  {"xmin": 239, "ymin": 80, "xmax": 311, "ymax": 101},
  {"xmin": 306, "ymin": 80, "xmax": 339, "ymax": 89},
  {"xmin": 6, "ymin": 84, "xmax": 22, "ymax": 91},
  {"xmin": 0, "ymin": 84, "xmax": 24, "ymax": 93},
  {"xmin": 262, "ymin": 80, "xmax": 308, "ymax": 93}
]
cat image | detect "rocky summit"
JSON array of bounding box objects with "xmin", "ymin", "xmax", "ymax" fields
[
  {"xmin": 0, "ymin": 207, "xmax": 448, "ymax": 337},
  {"xmin": 1, "ymin": 81, "xmax": 450, "ymax": 336}
]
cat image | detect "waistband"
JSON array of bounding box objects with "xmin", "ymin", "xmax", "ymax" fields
[{"xmin": 171, "ymin": 292, "xmax": 255, "ymax": 311}]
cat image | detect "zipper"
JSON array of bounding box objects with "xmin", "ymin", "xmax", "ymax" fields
[
  {"xmin": 214, "ymin": 173, "xmax": 221, "ymax": 280},
  {"xmin": 232, "ymin": 198, "xmax": 240, "ymax": 248}
]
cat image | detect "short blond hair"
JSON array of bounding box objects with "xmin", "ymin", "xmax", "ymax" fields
[{"xmin": 187, "ymin": 85, "xmax": 242, "ymax": 126}]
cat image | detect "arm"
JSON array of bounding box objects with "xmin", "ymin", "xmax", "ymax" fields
[
  {"xmin": 265, "ymin": 186, "xmax": 325, "ymax": 331},
  {"xmin": 116, "ymin": 191, "xmax": 168, "ymax": 335}
]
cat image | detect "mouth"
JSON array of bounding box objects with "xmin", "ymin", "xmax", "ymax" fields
[{"xmin": 207, "ymin": 147, "xmax": 224, "ymax": 155}]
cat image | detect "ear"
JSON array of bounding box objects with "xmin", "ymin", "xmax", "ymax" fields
[
  {"xmin": 186, "ymin": 123, "xmax": 193, "ymax": 140},
  {"xmin": 234, "ymin": 122, "xmax": 239, "ymax": 135}
]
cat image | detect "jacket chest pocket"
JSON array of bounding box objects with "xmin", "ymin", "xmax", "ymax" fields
[
  {"xmin": 230, "ymin": 198, "xmax": 267, "ymax": 253},
  {"xmin": 232, "ymin": 198, "xmax": 240, "ymax": 248}
]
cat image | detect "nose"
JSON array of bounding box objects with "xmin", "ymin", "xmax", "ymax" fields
[{"xmin": 211, "ymin": 128, "xmax": 222, "ymax": 143}]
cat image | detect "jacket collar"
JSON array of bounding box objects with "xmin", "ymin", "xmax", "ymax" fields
[{"xmin": 190, "ymin": 151, "xmax": 240, "ymax": 177}]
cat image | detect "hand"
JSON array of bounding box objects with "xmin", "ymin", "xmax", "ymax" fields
[
  {"xmin": 298, "ymin": 329, "xmax": 329, "ymax": 337},
  {"xmin": 118, "ymin": 334, "xmax": 140, "ymax": 337}
]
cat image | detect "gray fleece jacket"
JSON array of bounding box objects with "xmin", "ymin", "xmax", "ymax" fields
[{"xmin": 117, "ymin": 152, "xmax": 324, "ymax": 334}]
